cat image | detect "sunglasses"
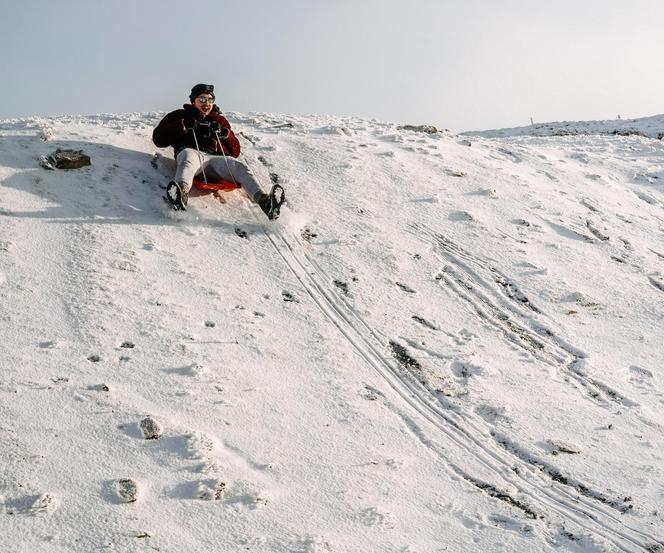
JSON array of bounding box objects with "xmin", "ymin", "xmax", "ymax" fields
[{"xmin": 196, "ymin": 95, "xmax": 215, "ymax": 104}]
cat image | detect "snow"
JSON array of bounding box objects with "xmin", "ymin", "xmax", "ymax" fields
[
  {"xmin": 0, "ymin": 110, "xmax": 663, "ymax": 552},
  {"xmin": 463, "ymin": 114, "xmax": 664, "ymax": 140}
]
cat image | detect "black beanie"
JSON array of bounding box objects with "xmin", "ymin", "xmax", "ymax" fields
[{"xmin": 190, "ymin": 83, "xmax": 215, "ymax": 102}]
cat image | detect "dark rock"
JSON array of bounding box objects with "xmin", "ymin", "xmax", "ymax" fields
[
  {"xmin": 40, "ymin": 149, "xmax": 91, "ymax": 170},
  {"xmin": 612, "ymin": 128, "xmax": 645, "ymax": 137},
  {"xmin": 398, "ymin": 124, "xmax": 439, "ymax": 134},
  {"xmin": 139, "ymin": 416, "xmax": 162, "ymax": 440}
]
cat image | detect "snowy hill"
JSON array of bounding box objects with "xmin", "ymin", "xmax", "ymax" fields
[
  {"xmin": 464, "ymin": 113, "xmax": 664, "ymax": 140},
  {"xmin": 1, "ymin": 111, "xmax": 663, "ymax": 553}
]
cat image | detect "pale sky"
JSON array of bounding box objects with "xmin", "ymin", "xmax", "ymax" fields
[{"xmin": 1, "ymin": 0, "xmax": 663, "ymax": 131}]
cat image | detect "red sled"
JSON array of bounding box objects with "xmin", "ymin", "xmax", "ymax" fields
[{"xmin": 192, "ymin": 176, "xmax": 240, "ymax": 192}]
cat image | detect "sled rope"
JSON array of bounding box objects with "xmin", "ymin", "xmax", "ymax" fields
[
  {"xmin": 215, "ymin": 131, "xmax": 240, "ymax": 189},
  {"xmin": 189, "ymin": 127, "xmax": 209, "ymax": 184}
]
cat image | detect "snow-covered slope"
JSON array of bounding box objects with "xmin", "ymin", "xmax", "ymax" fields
[
  {"xmin": 464, "ymin": 113, "xmax": 664, "ymax": 140},
  {"xmin": 1, "ymin": 112, "xmax": 663, "ymax": 553}
]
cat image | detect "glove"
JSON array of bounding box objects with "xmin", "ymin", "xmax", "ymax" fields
[{"xmin": 208, "ymin": 121, "xmax": 229, "ymax": 139}]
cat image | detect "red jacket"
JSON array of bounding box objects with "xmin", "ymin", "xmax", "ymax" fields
[{"xmin": 152, "ymin": 104, "xmax": 241, "ymax": 158}]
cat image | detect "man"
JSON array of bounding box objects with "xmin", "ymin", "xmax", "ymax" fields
[{"xmin": 152, "ymin": 83, "xmax": 285, "ymax": 219}]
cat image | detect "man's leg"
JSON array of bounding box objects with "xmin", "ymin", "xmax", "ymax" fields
[
  {"xmin": 206, "ymin": 156, "xmax": 264, "ymax": 201},
  {"xmin": 175, "ymin": 148, "xmax": 210, "ymax": 193}
]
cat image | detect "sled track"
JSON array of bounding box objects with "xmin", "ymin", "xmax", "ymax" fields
[
  {"xmin": 407, "ymin": 222, "xmax": 635, "ymax": 412},
  {"xmin": 249, "ymin": 214, "xmax": 662, "ymax": 552}
]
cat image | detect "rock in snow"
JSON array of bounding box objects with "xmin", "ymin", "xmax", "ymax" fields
[
  {"xmin": 139, "ymin": 416, "xmax": 163, "ymax": 440},
  {"xmin": 39, "ymin": 148, "xmax": 91, "ymax": 170}
]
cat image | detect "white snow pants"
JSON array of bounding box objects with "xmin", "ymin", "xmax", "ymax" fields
[{"xmin": 174, "ymin": 148, "xmax": 264, "ymax": 201}]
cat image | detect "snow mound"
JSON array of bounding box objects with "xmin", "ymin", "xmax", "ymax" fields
[{"xmin": 1, "ymin": 111, "xmax": 663, "ymax": 552}]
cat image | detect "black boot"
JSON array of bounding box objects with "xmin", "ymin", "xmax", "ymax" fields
[
  {"xmin": 165, "ymin": 181, "xmax": 188, "ymax": 210},
  {"xmin": 258, "ymin": 185, "xmax": 285, "ymax": 220}
]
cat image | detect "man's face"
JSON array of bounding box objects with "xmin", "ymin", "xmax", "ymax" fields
[{"xmin": 193, "ymin": 94, "xmax": 215, "ymax": 116}]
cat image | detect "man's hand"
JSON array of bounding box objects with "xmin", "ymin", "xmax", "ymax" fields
[{"xmin": 212, "ymin": 123, "xmax": 230, "ymax": 140}]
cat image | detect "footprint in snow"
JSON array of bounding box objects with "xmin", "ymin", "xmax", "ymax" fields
[
  {"xmin": 648, "ymin": 273, "xmax": 664, "ymax": 293},
  {"xmin": 545, "ymin": 439, "xmax": 581, "ymax": 455},
  {"xmin": 221, "ymin": 480, "xmax": 270, "ymax": 510},
  {"xmin": 496, "ymin": 147, "xmax": 523, "ymax": 163},
  {"xmin": 0, "ymin": 492, "xmax": 57, "ymax": 516},
  {"xmin": 300, "ymin": 227, "xmax": 318, "ymax": 242},
  {"xmin": 360, "ymin": 385, "xmax": 383, "ymax": 401},
  {"xmin": 168, "ymin": 479, "xmax": 227, "ymax": 501},
  {"xmin": 358, "ymin": 506, "xmax": 394, "ymax": 528},
  {"xmin": 281, "ymin": 290, "xmax": 299, "ymax": 303},
  {"xmin": 411, "ymin": 315, "xmax": 439, "ymax": 331},
  {"xmin": 448, "ymin": 211, "xmax": 476, "ymax": 223},
  {"xmin": 485, "ymin": 513, "xmax": 535, "ymax": 536},
  {"xmin": 560, "ymin": 291, "xmax": 603, "ymax": 311},
  {"xmin": 287, "ymin": 535, "xmax": 334, "ymax": 553},
  {"xmin": 333, "ymin": 279, "xmax": 350, "ymax": 295},
  {"xmin": 628, "ymin": 365, "xmax": 655, "ymax": 389},
  {"xmin": 452, "ymin": 328, "xmax": 477, "ymax": 346},
  {"xmin": 163, "ymin": 363, "xmax": 208, "ymax": 377},
  {"xmin": 474, "ymin": 403, "xmax": 509, "ymax": 424},
  {"xmin": 580, "ymin": 197, "xmax": 600, "ymax": 213},
  {"xmin": 396, "ymin": 282, "xmax": 416, "ymax": 294},
  {"xmin": 38, "ymin": 340, "xmax": 62, "ymax": 349},
  {"xmin": 113, "ymin": 479, "xmax": 139, "ymax": 504},
  {"xmin": 634, "ymin": 190, "xmax": 659, "ymax": 206},
  {"xmin": 585, "ymin": 219, "xmax": 610, "ymax": 241},
  {"xmin": 450, "ymin": 360, "xmax": 484, "ymax": 380}
]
